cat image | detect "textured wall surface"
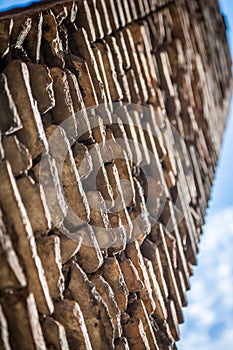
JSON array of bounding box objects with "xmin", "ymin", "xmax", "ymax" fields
[{"xmin": 0, "ymin": 1, "xmax": 232, "ymax": 349}]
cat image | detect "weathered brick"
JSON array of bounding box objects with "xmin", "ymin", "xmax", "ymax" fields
[
  {"xmin": 0, "ymin": 161, "xmax": 53, "ymax": 315},
  {"xmin": 101, "ymin": 257, "xmax": 128, "ymax": 312},
  {"xmin": 123, "ymin": 317, "xmax": 150, "ymax": 350},
  {"xmin": 41, "ymin": 316, "xmax": 69, "ymax": 350},
  {"xmin": 3, "ymin": 60, "xmax": 48, "ymax": 158},
  {"xmin": 67, "ymin": 262, "xmax": 114, "ymax": 349},
  {"xmin": 27, "ymin": 63, "xmax": 55, "ymax": 114},
  {"xmin": 1, "ymin": 293, "xmax": 47, "ymax": 350},
  {"xmin": 53, "ymin": 300, "xmax": 92, "ymax": 350},
  {"xmin": 2, "ymin": 135, "xmax": 32, "ymax": 176}
]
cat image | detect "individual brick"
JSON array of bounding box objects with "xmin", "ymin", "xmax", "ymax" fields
[
  {"xmin": 65, "ymin": 68, "xmax": 94, "ymax": 142},
  {"xmin": 115, "ymin": 337, "xmax": 130, "ymax": 350},
  {"xmin": 127, "ymin": 108, "xmax": 151, "ymax": 166},
  {"xmin": 159, "ymin": 199, "xmax": 190, "ymax": 290},
  {"xmin": 49, "ymin": 67, "xmax": 78, "ymax": 139},
  {"xmin": 96, "ymin": 0, "xmax": 112, "ymax": 35},
  {"xmin": 0, "ymin": 304, "xmax": 11, "ymax": 350},
  {"xmin": 144, "ymin": 258, "xmax": 168, "ymax": 321},
  {"xmin": 0, "ymin": 211, "xmax": 26, "ymax": 290},
  {"xmin": 86, "ymin": 191, "xmax": 115, "ymax": 250},
  {"xmin": 129, "ymin": 300, "xmax": 159, "ymax": 350},
  {"xmin": 34, "ymin": 152, "xmax": 68, "ymax": 229},
  {"xmin": 189, "ymin": 144, "xmax": 207, "ymax": 202},
  {"xmin": 41, "ymin": 316, "xmax": 69, "ymax": 350},
  {"xmin": 143, "ymin": 0, "xmax": 151, "ymax": 15},
  {"xmin": 41, "ymin": 13, "xmax": 64, "ymax": 68},
  {"xmin": 150, "ymin": 224, "xmax": 184, "ymax": 324},
  {"xmin": 0, "ymin": 19, "xmax": 12, "ymax": 58},
  {"xmin": 127, "ymin": 0, "xmax": 138, "ymax": 20},
  {"xmin": 128, "ymin": 24, "xmax": 157, "ymax": 103},
  {"xmin": 166, "ymin": 299, "xmax": 180, "ymax": 341},
  {"xmin": 0, "ymin": 161, "xmax": 53, "ymax": 315},
  {"xmin": 119, "ymin": 257, "xmax": 144, "ymax": 293},
  {"xmin": 65, "ymin": 69, "xmax": 85, "ymax": 113},
  {"xmin": 53, "ymin": 300, "xmax": 92, "ymax": 350},
  {"xmin": 105, "ymin": 127, "xmax": 132, "ymax": 164},
  {"xmin": 125, "ymin": 69, "xmax": 141, "ymax": 103},
  {"xmin": 101, "ymin": 257, "xmax": 128, "ymax": 312},
  {"xmin": 72, "ymin": 142, "xmax": 93, "ymax": 180},
  {"xmin": 92, "ymin": 44, "xmax": 113, "ymax": 109},
  {"xmin": 175, "ymin": 178, "xmax": 198, "ymax": 265},
  {"xmin": 2, "ymin": 135, "xmax": 32, "ymax": 176},
  {"xmin": 69, "ymin": 28, "xmax": 105, "ymax": 104},
  {"xmin": 141, "ymin": 239, "xmax": 169, "ymax": 302},
  {"xmin": 115, "ymin": 31, "xmax": 131, "ymax": 70},
  {"xmin": 122, "ymin": 27, "xmax": 148, "ymax": 102},
  {"xmin": 174, "ymin": 269, "xmax": 187, "ymax": 308},
  {"xmin": 128, "ymin": 178, "xmax": 151, "ymax": 244},
  {"xmin": 126, "ymin": 241, "xmax": 156, "ymax": 315},
  {"xmin": 75, "ymin": 0, "xmax": 96, "ymax": 42},
  {"xmin": 107, "ymin": 211, "xmax": 127, "ymax": 255},
  {"xmin": 105, "ymin": 163, "xmax": 126, "ymax": 211},
  {"xmin": 3, "ymin": 60, "xmax": 48, "ymax": 159},
  {"xmin": 0, "ymin": 293, "xmax": 47, "ymax": 350},
  {"xmin": 157, "ymin": 51, "xmax": 175, "ymax": 97},
  {"xmin": 146, "ymin": 13, "xmax": 162, "ymax": 51},
  {"xmin": 134, "ymin": 0, "xmax": 146, "ymax": 18},
  {"xmin": 159, "ymin": 118, "xmax": 177, "ymax": 180},
  {"xmin": 95, "ymin": 41, "xmax": 123, "ymax": 102},
  {"xmin": 83, "ymin": 143, "xmax": 115, "ymax": 209},
  {"xmin": 67, "ymin": 262, "xmax": 114, "ymax": 349},
  {"xmin": 90, "ymin": 275, "xmax": 122, "ymax": 339},
  {"xmin": 10, "ymin": 16, "xmax": 32, "ymax": 54},
  {"xmin": 27, "ymin": 63, "xmax": 55, "ymax": 114},
  {"xmin": 17, "ymin": 176, "xmax": 51, "ymax": 234},
  {"xmin": 87, "ymin": 0, "xmax": 104, "ymax": 39},
  {"xmin": 58, "ymin": 233, "xmax": 82, "ymax": 265},
  {"xmin": 164, "ymin": 231, "xmax": 177, "ymax": 270},
  {"xmin": 104, "ymin": 162, "xmax": 133, "ymax": 242},
  {"xmin": 0, "ymin": 74, "xmax": 22, "ymax": 136},
  {"xmin": 37, "ymin": 235, "xmax": 65, "ymax": 300},
  {"xmin": 119, "ymin": 0, "xmax": 131, "ymax": 24},
  {"xmin": 151, "ymin": 314, "xmax": 174, "ymax": 350},
  {"xmin": 75, "ymin": 224, "xmax": 103, "ymax": 274},
  {"xmin": 108, "ymin": 114, "xmax": 133, "ymax": 163},
  {"xmin": 123, "ymin": 317, "xmax": 150, "ymax": 350},
  {"xmin": 113, "ymin": 105, "xmax": 142, "ymax": 166},
  {"xmin": 104, "ymin": 0, "xmax": 120, "ymax": 31},
  {"xmin": 52, "ymin": 4, "xmax": 68, "ymax": 25},
  {"xmin": 141, "ymin": 30, "xmax": 159, "ymax": 91},
  {"xmin": 144, "ymin": 118, "xmax": 169, "ymax": 194},
  {"xmin": 114, "ymin": 0, "xmax": 126, "ymax": 27},
  {"xmin": 114, "ymin": 156, "xmax": 135, "ymax": 208},
  {"xmin": 67, "ymin": 54, "xmax": 98, "ymax": 108},
  {"xmin": 24, "ymin": 13, "xmax": 43, "ymax": 63},
  {"xmin": 105, "ymin": 36, "xmax": 131, "ymax": 102},
  {"xmin": 46, "ymin": 125, "xmax": 90, "ymax": 225}
]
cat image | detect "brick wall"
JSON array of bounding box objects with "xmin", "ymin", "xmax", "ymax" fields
[{"xmin": 0, "ymin": 1, "xmax": 232, "ymax": 349}]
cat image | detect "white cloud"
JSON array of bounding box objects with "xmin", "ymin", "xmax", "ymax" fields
[{"xmin": 178, "ymin": 207, "xmax": 233, "ymax": 350}]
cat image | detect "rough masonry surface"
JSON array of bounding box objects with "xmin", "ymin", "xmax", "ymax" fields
[{"xmin": 0, "ymin": 0, "xmax": 232, "ymax": 349}]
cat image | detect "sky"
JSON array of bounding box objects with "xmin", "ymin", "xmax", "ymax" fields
[
  {"xmin": 0, "ymin": 0, "xmax": 232, "ymax": 348},
  {"xmin": 0, "ymin": 0, "xmax": 40, "ymax": 11}
]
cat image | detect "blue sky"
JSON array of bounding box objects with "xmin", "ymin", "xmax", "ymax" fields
[
  {"xmin": 0, "ymin": 0, "xmax": 232, "ymax": 348},
  {"xmin": 0, "ymin": 0, "xmax": 41, "ymax": 11}
]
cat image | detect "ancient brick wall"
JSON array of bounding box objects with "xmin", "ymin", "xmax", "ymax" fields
[{"xmin": 0, "ymin": 1, "xmax": 232, "ymax": 349}]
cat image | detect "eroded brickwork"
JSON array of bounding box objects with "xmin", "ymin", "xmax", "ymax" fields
[{"xmin": 0, "ymin": 1, "xmax": 232, "ymax": 349}]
